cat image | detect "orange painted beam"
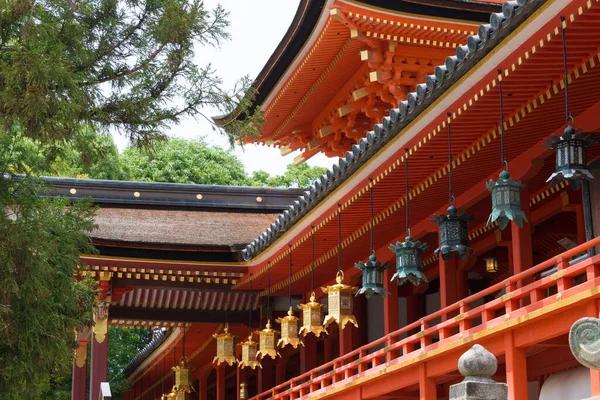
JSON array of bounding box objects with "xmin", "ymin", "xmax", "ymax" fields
[
  {"xmin": 504, "ymin": 331, "xmax": 528, "ymax": 400},
  {"xmin": 419, "ymin": 364, "xmax": 436, "ymax": 400}
]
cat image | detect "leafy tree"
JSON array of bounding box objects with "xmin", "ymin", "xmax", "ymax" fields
[
  {"xmin": 0, "ymin": 0, "xmax": 262, "ymax": 148},
  {"xmin": 0, "ymin": 131, "xmax": 97, "ymax": 399},
  {"xmin": 107, "ymin": 327, "xmax": 153, "ymax": 398},
  {"xmin": 121, "ymin": 137, "xmax": 249, "ymax": 185},
  {"xmin": 249, "ymin": 164, "xmax": 327, "ymax": 188}
]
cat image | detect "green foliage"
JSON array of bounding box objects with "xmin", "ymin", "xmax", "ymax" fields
[
  {"xmin": 0, "ymin": 132, "xmax": 98, "ymax": 399},
  {"xmin": 107, "ymin": 327, "xmax": 153, "ymax": 398},
  {"xmin": 249, "ymin": 163, "xmax": 327, "ymax": 188},
  {"xmin": 121, "ymin": 137, "xmax": 249, "ymax": 185},
  {"xmin": 0, "ymin": 0, "xmax": 262, "ymax": 147}
]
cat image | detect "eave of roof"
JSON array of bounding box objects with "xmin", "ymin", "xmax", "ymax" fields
[
  {"xmin": 213, "ymin": 0, "xmax": 501, "ymax": 127},
  {"xmin": 241, "ymin": 0, "xmax": 545, "ymax": 261},
  {"xmin": 42, "ymin": 176, "xmax": 304, "ymax": 211}
]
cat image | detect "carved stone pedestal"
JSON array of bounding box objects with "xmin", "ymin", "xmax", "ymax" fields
[{"xmin": 449, "ymin": 344, "xmax": 508, "ymax": 400}]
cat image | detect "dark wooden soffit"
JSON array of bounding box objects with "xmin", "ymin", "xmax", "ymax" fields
[{"xmin": 110, "ymin": 307, "xmax": 260, "ymax": 325}]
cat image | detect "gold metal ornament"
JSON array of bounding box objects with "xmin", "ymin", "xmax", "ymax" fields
[
  {"xmin": 240, "ymin": 382, "xmax": 248, "ymax": 400},
  {"xmin": 256, "ymin": 320, "xmax": 280, "ymax": 360},
  {"xmin": 239, "ymin": 333, "xmax": 261, "ymax": 369},
  {"xmin": 276, "ymin": 307, "xmax": 303, "ymax": 348},
  {"xmin": 297, "ymin": 292, "xmax": 328, "ymax": 337},
  {"xmin": 322, "ymin": 271, "xmax": 358, "ymax": 330},
  {"xmin": 172, "ymin": 356, "xmax": 194, "ymax": 393},
  {"xmin": 213, "ymin": 323, "xmax": 238, "ymax": 366}
]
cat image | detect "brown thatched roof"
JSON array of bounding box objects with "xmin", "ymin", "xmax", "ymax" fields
[{"xmin": 91, "ymin": 208, "xmax": 279, "ymax": 248}]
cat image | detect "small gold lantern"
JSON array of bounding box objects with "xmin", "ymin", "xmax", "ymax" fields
[
  {"xmin": 213, "ymin": 323, "xmax": 238, "ymax": 366},
  {"xmin": 171, "ymin": 356, "xmax": 195, "ymax": 399},
  {"xmin": 322, "ymin": 271, "xmax": 358, "ymax": 330},
  {"xmin": 240, "ymin": 382, "xmax": 248, "ymax": 400},
  {"xmin": 161, "ymin": 391, "xmax": 176, "ymax": 399},
  {"xmin": 239, "ymin": 333, "xmax": 261, "ymax": 369},
  {"xmin": 485, "ymin": 258, "xmax": 498, "ymax": 273},
  {"xmin": 297, "ymin": 292, "xmax": 328, "ymax": 337},
  {"xmin": 256, "ymin": 320, "xmax": 280, "ymax": 359},
  {"xmin": 276, "ymin": 307, "xmax": 303, "ymax": 348}
]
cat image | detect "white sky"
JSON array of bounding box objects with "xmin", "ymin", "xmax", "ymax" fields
[{"xmin": 113, "ymin": 0, "xmax": 334, "ymax": 175}]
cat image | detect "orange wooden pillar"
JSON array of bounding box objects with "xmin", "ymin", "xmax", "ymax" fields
[
  {"xmin": 504, "ymin": 331, "xmax": 527, "ymax": 400},
  {"xmin": 419, "ymin": 363, "xmax": 436, "ymax": 400},
  {"xmin": 89, "ymin": 334, "xmax": 108, "ymax": 400},
  {"xmin": 198, "ymin": 373, "xmax": 208, "ymax": 400},
  {"xmin": 384, "ymin": 268, "xmax": 399, "ymax": 334},
  {"xmin": 216, "ymin": 364, "xmax": 226, "ymax": 400},
  {"xmin": 324, "ymin": 335, "xmax": 334, "ymax": 362},
  {"xmin": 301, "ymin": 334, "xmax": 317, "ymax": 373},
  {"xmin": 276, "ymin": 357, "xmax": 287, "ymax": 385},
  {"xmin": 237, "ymin": 367, "xmax": 247, "ymax": 400},
  {"xmin": 439, "ymin": 257, "xmax": 457, "ymax": 311},
  {"xmin": 71, "ymin": 342, "xmax": 88, "ymax": 400},
  {"xmin": 511, "ymin": 186, "xmax": 532, "ymax": 277},
  {"xmin": 258, "ymin": 357, "xmax": 274, "ymax": 393},
  {"xmin": 339, "ymin": 324, "xmax": 355, "ymax": 356}
]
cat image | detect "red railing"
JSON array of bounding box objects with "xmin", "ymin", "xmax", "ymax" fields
[{"xmin": 251, "ymin": 237, "xmax": 600, "ymax": 400}]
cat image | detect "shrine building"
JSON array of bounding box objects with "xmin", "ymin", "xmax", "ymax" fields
[{"xmin": 65, "ymin": 0, "xmax": 600, "ymax": 399}]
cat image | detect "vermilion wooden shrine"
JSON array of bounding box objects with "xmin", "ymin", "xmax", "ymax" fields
[{"xmin": 66, "ymin": 0, "xmax": 600, "ymax": 399}]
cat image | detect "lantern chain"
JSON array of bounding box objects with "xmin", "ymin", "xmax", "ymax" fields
[
  {"xmin": 162, "ymin": 354, "xmax": 165, "ymax": 395},
  {"xmin": 447, "ymin": 112, "xmax": 455, "ymax": 206},
  {"xmin": 369, "ymin": 177, "xmax": 374, "ymax": 254},
  {"xmin": 337, "ymin": 203, "xmax": 342, "ymax": 273},
  {"xmin": 288, "ymin": 244, "xmax": 293, "ymax": 309},
  {"xmin": 267, "ymin": 261, "xmax": 271, "ymax": 319},
  {"xmin": 405, "ymin": 149, "xmax": 410, "ymax": 236},
  {"xmin": 182, "ymin": 324, "xmax": 186, "ymax": 358},
  {"xmin": 498, "ymin": 70, "xmax": 507, "ymax": 171},
  {"xmin": 311, "ymin": 225, "xmax": 315, "ymax": 292},
  {"xmin": 560, "ymin": 16, "xmax": 572, "ymax": 127}
]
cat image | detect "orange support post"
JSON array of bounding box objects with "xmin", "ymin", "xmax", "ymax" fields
[
  {"xmin": 89, "ymin": 336, "xmax": 108, "ymax": 400},
  {"xmin": 276, "ymin": 358, "xmax": 287, "ymax": 385},
  {"xmin": 419, "ymin": 363, "xmax": 436, "ymax": 400},
  {"xmin": 505, "ymin": 331, "xmax": 528, "ymax": 400},
  {"xmin": 258, "ymin": 357, "xmax": 274, "ymax": 393},
  {"xmin": 384, "ymin": 268, "xmax": 399, "ymax": 335},
  {"xmin": 237, "ymin": 367, "xmax": 247, "ymax": 400},
  {"xmin": 511, "ymin": 186, "xmax": 532, "ymax": 277},
  {"xmin": 71, "ymin": 343, "xmax": 87, "ymax": 400},
  {"xmin": 324, "ymin": 335, "xmax": 334, "ymax": 363},
  {"xmin": 439, "ymin": 257, "xmax": 457, "ymax": 311},
  {"xmin": 301, "ymin": 334, "xmax": 317, "ymax": 373},
  {"xmin": 198, "ymin": 373, "xmax": 208, "ymax": 400},
  {"xmin": 216, "ymin": 364, "xmax": 226, "ymax": 400},
  {"xmin": 339, "ymin": 324, "xmax": 355, "ymax": 356}
]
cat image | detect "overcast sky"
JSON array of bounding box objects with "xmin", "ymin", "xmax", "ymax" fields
[{"xmin": 114, "ymin": 0, "xmax": 333, "ymax": 175}]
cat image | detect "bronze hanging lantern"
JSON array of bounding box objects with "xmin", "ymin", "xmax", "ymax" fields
[
  {"xmin": 298, "ymin": 227, "xmax": 328, "ymax": 337},
  {"xmin": 487, "ymin": 73, "xmax": 528, "ymax": 230},
  {"xmin": 239, "ymin": 278, "xmax": 261, "ymax": 369},
  {"xmin": 257, "ymin": 264, "xmax": 280, "ymax": 359},
  {"xmin": 545, "ymin": 18, "xmax": 596, "ymax": 191},
  {"xmin": 213, "ymin": 323, "xmax": 238, "ymax": 366},
  {"xmin": 277, "ymin": 247, "xmax": 303, "ymax": 348},
  {"xmin": 485, "ymin": 258, "xmax": 498, "ymax": 273},
  {"xmin": 433, "ymin": 117, "xmax": 473, "ymax": 261},
  {"xmin": 390, "ymin": 150, "xmax": 429, "ymax": 286},
  {"xmin": 172, "ymin": 356, "xmax": 195, "ymax": 399},
  {"xmin": 355, "ymin": 179, "xmax": 390, "ymax": 298},
  {"xmin": 323, "ymin": 206, "xmax": 358, "ymax": 329}
]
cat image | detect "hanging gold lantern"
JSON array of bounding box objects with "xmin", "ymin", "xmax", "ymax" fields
[
  {"xmin": 240, "ymin": 382, "xmax": 248, "ymax": 400},
  {"xmin": 256, "ymin": 320, "xmax": 280, "ymax": 360},
  {"xmin": 171, "ymin": 356, "xmax": 195, "ymax": 398},
  {"xmin": 276, "ymin": 307, "xmax": 303, "ymax": 348},
  {"xmin": 297, "ymin": 292, "xmax": 328, "ymax": 337},
  {"xmin": 162, "ymin": 391, "xmax": 176, "ymax": 400},
  {"xmin": 322, "ymin": 271, "xmax": 358, "ymax": 330},
  {"xmin": 239, "ymin": 333, "xmax": 261, "ymax": 369},
  {"xmin": 213, "ymin": 323, "xmax": 238, "ymax": 366}
]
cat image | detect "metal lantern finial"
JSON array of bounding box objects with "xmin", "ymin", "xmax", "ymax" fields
[
  {"xmin": 487, "ymin": 72, "xmax": 527, "ymax": 230},
  {"xmin": 322, "ymin": 270, "xmax": 358, "ymax": 329},
  {"xmin": 545, "ymin": 17, "xmax": 596, "ymax": 190},
  {"xmin": 356, "ymin": 179, "xmax": 390, "ymax": 297},
  {"xmin": 433, "ymin": 117, "xmax": 473, "ymax": 260},
  {"xmin": 390, "ymin": 150, "xmax": 429, "ymax": 286},
  {"xmin": 213, "ymin": 323, "xmax": 238, "ymax": 366},
  {"xmin": 298, "ymin": 228, "xmax": 328, "ymax": 337},
  {"xmin": 277, "ymin": 307, "xmax": 303, "ymax": 348},
  {"xmin": 256, "ymin": 320, "xmax": 280, "ymax": 359},
  {"xmin": 323, "ymin": 206, "xmax": 358, "ymax": 329}
]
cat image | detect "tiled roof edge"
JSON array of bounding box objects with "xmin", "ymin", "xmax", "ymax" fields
[
  {"xmin": 241, "ymin": 0, "xmax": 544, "ymax": 261},
  {"xmin": 123, "ymin": 327, "xmax": 172, "ymax": 377}
]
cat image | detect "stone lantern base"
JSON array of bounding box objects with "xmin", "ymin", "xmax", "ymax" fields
[{"xmin": 449, "ymin": 380, "xmax": 508, "ymax": 400}]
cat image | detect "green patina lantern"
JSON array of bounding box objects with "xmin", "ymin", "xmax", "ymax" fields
[
  {"xmin": 389, "ymin": 229, "xmax": 428, "ymax": 286},
  {"xmin": 545, "ymin": 125, "xmax": 596, "ymax": 190},
  {"xmin": 390, "ymin": 152, "xmax": 428, "ymax": 286},
  {"xmin": 487, "ymin": 73, "xmax": 527, "ymax": 230},
  {"xmin": 355, "ymin": 181, "xmax": 390, "ymax": 297},
  {"xmin": 487, "ymin": 170, "xmax": 527, "ymax": 230},
  {"xmin": 355, "ymin": 252, "xmax": 390, "ymax": 298}
]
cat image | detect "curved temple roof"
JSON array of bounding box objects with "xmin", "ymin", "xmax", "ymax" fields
[{"xmin": 241, "ymin": 0, "xmax": 545, "ymax": 261}]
